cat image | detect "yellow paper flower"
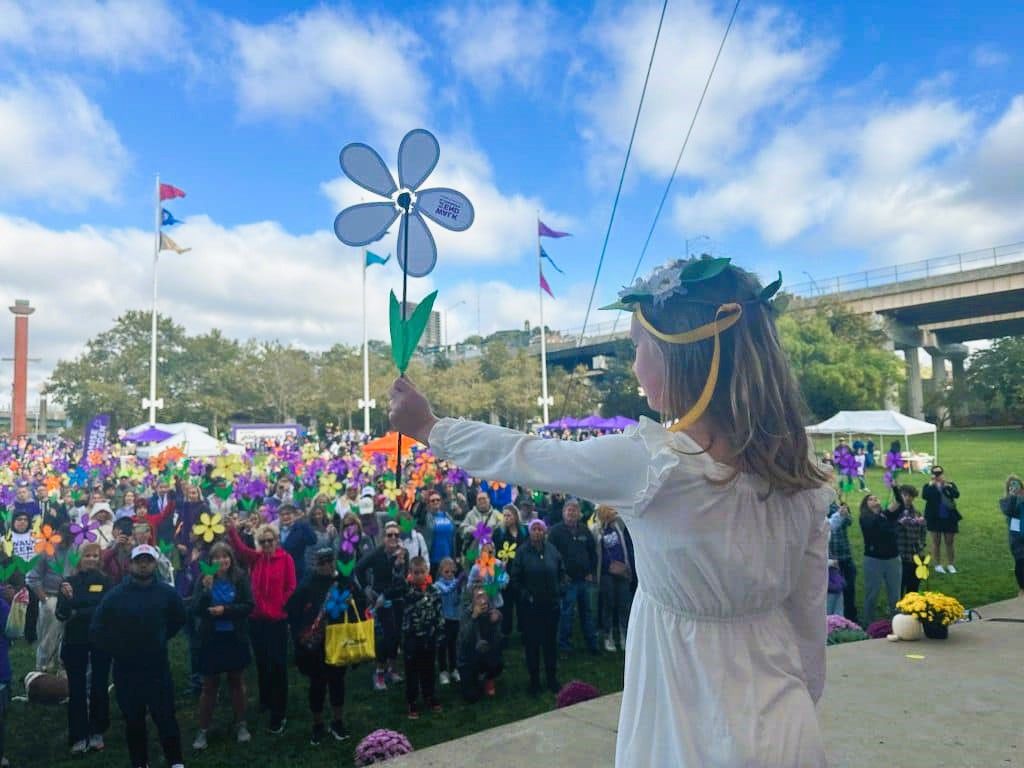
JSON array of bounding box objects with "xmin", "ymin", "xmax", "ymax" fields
[
  {"xmin": 914, "ymin": 554, "xmax": 931, "ymax": 581},
  {"xmin": 192, "ymin": 512, "xmax": 226, "ymax": 544},
  {"xmin": 211, "ymin": 455, "xmax": 244, "ymax": 483},
  {"xmin": 319, "ymin": 472, "xmax": 343, "ymax": 498},
  {"xmin": 381, "ymin": 480, "xmax": 400, "ymax": 502},
  {"xmin": 117, "ymin": 460, "xmax": 146, "ymax": 483},
  {"xmin": 301, "ymin": 444, "xmax": 320, "ymax": 461},
  {"xmin": 497, "ymin": 541, "xmax": 517, "ymax": 563},
  {"xmin": 0, "ymin": 534, "xmax": 12, "ymax": 558}
]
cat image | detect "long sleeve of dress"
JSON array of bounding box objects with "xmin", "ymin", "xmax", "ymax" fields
[
  {"xmin": 429, "ymin": 418, "xmax": 651, "ymax": 511},
  {"xmin": 783, "ymin": 519, "xmax": 828, "ymax": 704}
]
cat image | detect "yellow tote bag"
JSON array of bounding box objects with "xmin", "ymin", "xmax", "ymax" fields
[{"xmin": 325, "ymin": 600, "xmax": 375, "ymax": 667}]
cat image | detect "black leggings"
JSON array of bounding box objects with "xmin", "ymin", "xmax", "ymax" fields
[
  {"xmin": 901, "ymin": 560, "xmax": 920, "ymax": 596},
  {"xmin": 437, "ymin": 619, "xmax": 459, "ymax": 673},
  {"xmin": 308, "ymin": 665, "xmax": 346, "ymax": 715},
  {"xmin": 1015, "ymin": 559, "xmax": 1024, "ymax": 590}
]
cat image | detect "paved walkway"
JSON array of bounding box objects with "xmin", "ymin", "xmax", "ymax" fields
[{"xmin": 388, "ymin": 596, "xmax": 1024, "ymax": 767}]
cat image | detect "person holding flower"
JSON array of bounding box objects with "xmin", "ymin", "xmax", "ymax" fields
[
  {"xmin": 893, "ymin": 485, "xmax": 926, "ymax": 595},
  {"xmin": 827, "ymin": 500, "xmax": 858, "ymax": 624},
  {"xmin": 493, "ymin": 504, "xmax": 527, "ymax": 637},
  {"xmin": 354, "ymin": 520, "xmax": 408, "ymax": 691},
  {"xmin": 1000, "ymin": 475, "xmax": 1024, "ymax": 596},
  {"xmin": 55, "ymin": 542, "xmax": 111, "ymax": 755},
  {"xmin": 859, "ymin": 494, "xmax": 902, "ymax": 625},
  {"xmin": 286, "ymin": 548, "xmax": 355, "ymax": 745},
  {"xmin": 457, "ymin": 586, "xmax": 504, "ymax": 702},
  {"xmin": 191, "ymin": 542, "xmax": 254, "ymax": 751},
  {"xmin": 303, "ymin": 498, "xmax": 339, "ymax": 574}
]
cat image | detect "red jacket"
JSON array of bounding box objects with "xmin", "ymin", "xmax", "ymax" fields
[{"xmin": 228, "ymin": 527, "xmax": 296, "ymax": 621}]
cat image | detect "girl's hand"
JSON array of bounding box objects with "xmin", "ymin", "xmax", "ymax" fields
[
  {"xmin": 60, "ymin": 582, "xmax": 73, "ymax": 600},
  {"xmin": 388, "ymin": 378, "xmax": 438, "ymax": 445},
  {"xmin": 202, "ymin": 574, "xmax": 213, "ymax": 589},
  {"xmin": 208, "ymin": 605, "xmax": 225, "ymax": 617}
]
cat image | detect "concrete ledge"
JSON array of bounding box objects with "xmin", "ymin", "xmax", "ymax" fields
[{"xmin": 388, "ymin": 597, "xmax": 1024, "ymax": 767}]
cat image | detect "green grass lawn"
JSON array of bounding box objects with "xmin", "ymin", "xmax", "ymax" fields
[
  {"xmin": 6, "ymin": 428, "xmax": 1021, "ymax": 767},
  {"xmin": 812, "ymin": 427, "xmax": 1024, "ymax": 614}
]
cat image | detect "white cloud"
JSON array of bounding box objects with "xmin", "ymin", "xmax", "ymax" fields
[
  {"xmin": 229, "ymin": 5, "xmax": 427, "ymax": 139},
  {"xmin": 0, "ymin": 0, "xmax": 186, "ymax": 68},
  {"xmin": 0, "ymin": 212, "xmax": 589, "ymax": 407},
  {"xmin": 438, "ymin": 1, "xmax": 556, "ymax": 92},
  {"xmin": 578, "ymin": 1, "xmax": 828, "ymax": 185},
  {"xmin": 972, "ymin": 44, "xmax": 1008, "ymax": 69},
  {"xmin": 321, "ymin": 138, "xmax": 570, "ymax": 265},
  {"xmin": 674, "ymin": 94, "xmax": 1024, "ymax": 263},
  {"xmin": 0, "ymin": 76, "xmax": 130, "ymax": 206}
]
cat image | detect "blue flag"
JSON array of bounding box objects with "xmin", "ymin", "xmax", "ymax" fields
[
  {"xmin": 540, "ymin": 246, "xmax": 564, "ymax": 274},
  {"xmin": 366, "ymin": 251, "xmax": 390, "ymax": 267},
  {"xmin": 162, "ymin": 208, "xmax": 182, "ymax": 227}
]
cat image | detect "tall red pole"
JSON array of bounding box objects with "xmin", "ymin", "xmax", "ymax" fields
[{"xmin": 9, "ymin": 299, "xmax": 34, "ymax": 438}]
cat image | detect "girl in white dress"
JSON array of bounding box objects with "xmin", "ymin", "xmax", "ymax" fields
[{"xmin": 389, "ymin": 257, "xmax": 834, "ymax": 767}]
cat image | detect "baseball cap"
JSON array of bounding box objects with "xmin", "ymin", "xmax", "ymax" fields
[
  {"xmin": 314, "ymin": 547, "xmax": 335, "ymax": 564},
  {"xmin": 361, "ymin": 486, "xmax": 375, "ymax": 498},
  {"xmin": 130, "ymin": 544, "xmax": 159, "ymax": 560},
  {"xmin": 91, "ymin": 502, "xmax": 113, "ymax": 515}
]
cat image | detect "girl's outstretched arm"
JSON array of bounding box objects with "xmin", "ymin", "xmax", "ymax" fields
[{"xmin": 390, "ymin": 378, "xmax": 650, "ymax": 512}]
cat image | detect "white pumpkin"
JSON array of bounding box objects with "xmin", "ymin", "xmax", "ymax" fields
[{"xmin": 891, "ymin": 613, "xmax": 923, "ymax": 641}]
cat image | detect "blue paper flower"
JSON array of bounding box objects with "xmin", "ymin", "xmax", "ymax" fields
[
  {"xmin": 333, "ymin": 129, "xmax": 475, "ymax": 278},
  {"xmin": 325, "ymin": 586, "xmax": 351, "ymax": 621}
]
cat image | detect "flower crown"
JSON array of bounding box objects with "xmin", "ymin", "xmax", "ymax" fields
[{"xmin": 600, "ymin": 256, "xmax": 787, "ymax": 314}]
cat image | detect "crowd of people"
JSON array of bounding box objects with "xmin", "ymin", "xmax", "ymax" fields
[{"xmin": 0, "ymin": 429, "xmax": 638, "ymax": 767}]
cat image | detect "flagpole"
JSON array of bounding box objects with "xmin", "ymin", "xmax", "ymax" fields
[
  {"xmin": 361, "ymin": 247, "xmax": 371, "ymax": 436},
  {"xmin": 146, "ymin": 174, "xmax": 162, "ymax": 425},
  {"xmin": 537, "ymin": 213, "xmax": 551, "ymax": 426}
]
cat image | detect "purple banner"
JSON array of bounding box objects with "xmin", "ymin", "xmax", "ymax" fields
[{"xmin": 80, "ymin": 413, "xmax": 111, "ymax": 466}]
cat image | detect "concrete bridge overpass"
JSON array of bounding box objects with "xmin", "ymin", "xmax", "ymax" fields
[{"xmin": 527, "ymin": 242, "xmax": 1024, "ymax": 422}]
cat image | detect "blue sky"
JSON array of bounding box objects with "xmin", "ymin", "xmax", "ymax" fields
[{"xmin": 1, "ymin": 0, "xmax": 1022, "ymax": 404}]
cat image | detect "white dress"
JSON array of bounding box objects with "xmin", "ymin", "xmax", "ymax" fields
[{"xmin": 430, "ymin": 416, "xmax": 833, "ymax": 768}]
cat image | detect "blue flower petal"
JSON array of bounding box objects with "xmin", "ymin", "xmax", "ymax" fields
[
  {"xmin": 397, "ymin": 129, "xmax": 439, "ymax": 192},
  {"xmin": 415, "ymin": 188, "xmax": 475, "ymax": 232},
  {"xmin": 339, "ymin": 143, "xmax": 398, "ymax": 197},
  {"xmin": 334, "ymin": 202, "xmax": 400, "ymax": 247},
  {"xmin": 396, "ymin": 211, "xmax": 437, "ymax": 278}
]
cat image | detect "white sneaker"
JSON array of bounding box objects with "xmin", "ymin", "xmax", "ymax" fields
[
  {"xmin": 192, "ymin": 730, "xmax": 208, "ymax": 750},
  {"xmin": 439, "ymin": 671, "xmax": 450, "ymax": 686},
  {"xmin": 946, "ymin": 564, "xmax": 957, "ymax": 574},
  {"xmin": 88, "ymin": 734, "xmax": 105, "ymax": 751},
  {"xmin": 71, "ymin": 740, "xmax": 88, "ymax": 755},
  {"xmin": 604, "ymin": 637, "xmax": 617, "ymax": 653},
  {"xmin": 935, "ymin": 564, "xmax": 947, "ymax": 574},
  {"xmin": 237, "ymin": 723, "xmax": 251, "ymax": 743},
  {"xmin": 451, "ymin": 669, "xmax": 461, "ymax": 683}
]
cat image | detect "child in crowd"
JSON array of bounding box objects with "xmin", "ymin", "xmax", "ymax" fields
[
  {"xmin": 828, "ymin": 500, "xmax": 858, "ymax": 624},
  {"xmin": 894, "ymin": 485, "xmax": 926, "ymax": 595},
  {"xmin": 855, "ymin": 448, "xmax": 869, "ymax": 492},
  {"xmin": 434, "ymin": 558, "xmax": 462, "ymax": 686},
  {"xmin": 457, "ymin": 586, "xmax": 503, "ymax": 702},
  {"xmin": 401, "ymin": 556, "xmax": 444, "ymax": 719}
]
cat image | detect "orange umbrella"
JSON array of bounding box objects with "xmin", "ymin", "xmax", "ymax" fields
[{"xmin": 362, "ymin": 432, "xmax": 422, "ymax": 470}]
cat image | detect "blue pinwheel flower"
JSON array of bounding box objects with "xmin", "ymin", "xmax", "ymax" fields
[
  {"xmin": 325, "ymin": 586, "xmax": 352, "ymax": 621},
  {"xmin": 333, "ymin": 129, "xmax": 475, "ymax": 278}
]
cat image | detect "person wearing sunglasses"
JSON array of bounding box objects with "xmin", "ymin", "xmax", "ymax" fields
[
  {"xmin": 226, "ymin": 519, "xmax": 296, "ymax": 735},
  {"xmin": 354, "ymin": 521, "xmax": 408, "ymax": 691}
]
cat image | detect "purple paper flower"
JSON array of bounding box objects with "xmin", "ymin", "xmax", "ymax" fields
[
  {"xmin": 0, "ymin": 486, "xmax": 14, "ymax": 508},
  {"xmin": 472, "ymin": 521, "xmax": 492, "ymax": 545},
  {"xmin": 341, "ymin": 525, "xmax": 361, "ymax": 555},
  {"xmin": 70, "ymin": 513, "xmax": 101, "ymax": 546},
  {"xmin": 188, "ymin": 459, "xmax": 205, "ymax": 476},
  {"xmin": 444, "ymin": 467, "xmax": 468, "ymax": 486}
]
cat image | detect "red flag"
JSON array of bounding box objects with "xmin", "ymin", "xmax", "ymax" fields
[
  {"xmin": 159, "ymin": 183, "xmax": 186, "ymax": 201},
  {"xmin": 538, "ymin": 220, "xmax": 570, "ymax": 238},
  {"xmin": 540, "ymin": 271, "xmax": 555, "ymax": 299}
]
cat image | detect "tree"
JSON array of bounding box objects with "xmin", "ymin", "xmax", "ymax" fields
[
  {"xmin": 777, "ymin": 304, "xmax": 903, "ymax": 420},
  {"xmin": 965, "ymin": 336, "xmax": 1024, "ymax": 423},
  {"xmin": 595, "ymin": 342, "xmax": 658, "ymax": 420}
]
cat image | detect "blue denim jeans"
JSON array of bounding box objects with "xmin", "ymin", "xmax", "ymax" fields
[{"xmin": 559, "ymin": 579, "xmax": 597, "ymax": 651}]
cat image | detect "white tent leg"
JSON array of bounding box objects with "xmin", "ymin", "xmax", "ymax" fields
[{"xmin": 934, "ymin": 431, "xmax": 938, "ymax": 464}]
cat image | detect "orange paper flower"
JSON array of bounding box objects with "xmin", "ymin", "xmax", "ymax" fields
[
  {"xmin": 476, "ymin": 551, "xmax": 496, "ymax": 579},
  {"xmin": 87, "ymin": 450, "xmax": 104, "ymax": 467},
  {"xmin": 43, "ymin": 475, "xmax": 62, "ymax": 495},
  {"xmin": 34, "ymin": 524, "xmax": 62, "ymax": 557}
]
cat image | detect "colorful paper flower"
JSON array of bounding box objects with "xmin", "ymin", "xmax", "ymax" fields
[
  {"xmin": 914, "ymin": 554, "xmax": 931, "ymax": 581},
  {"xmin": 325, "ymin": 586, "xmax": 351, "ymax": 621},
  {"xmin": 341, "ymin": 525, "xmax": 361, "ymax": 555},
  {"xmin": 69, "ymin": 513, "xmax": 100, "ymax": 547},
  {"xmin": 192, "ymin": 512, "xmax": 225, "ymax": 544},
  {"xmin": 472, "ymin": 521, "xmax": 493, "ymax": 546},
  {"xmin": 497, "ymin": 541, "xmax": 517, "ymax": 563},
  {"xmin": 43, "ymin": 474, "xmax": 63, "ymax": 496},
  {"xmin": 476, "ymin": 550, "xmax": 496, "ymax": 579},
  {"xmin": 33, "ymin": 524, "xmax": 61, "ymax": 557},
  {"xmin": 211, "ymin": 455, "xmax": 244, "ymax": 483},
  {"xmin": 319, "ymin": 472, "xmax": 342, "ymax": 498}
]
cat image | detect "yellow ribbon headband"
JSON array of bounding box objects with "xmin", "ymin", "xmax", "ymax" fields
[{"xmin": 634, "ymin": 302, "xmax": 743, "ymax": 431}]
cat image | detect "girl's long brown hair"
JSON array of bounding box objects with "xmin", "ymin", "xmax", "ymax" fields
[{"xmin": 639, "ymin": 260, "xmax": 830, "ymax": 496}]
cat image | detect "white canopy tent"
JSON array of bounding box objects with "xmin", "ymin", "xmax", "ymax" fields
[
  {"xmin": 805, "ymin": 410, "xmax": 938, "ymax": 461},
  {"xmin": 130, "ymin": 422, "xmax": 245, "ymax": 458}
]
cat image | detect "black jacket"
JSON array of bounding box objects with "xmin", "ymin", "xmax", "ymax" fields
[
  {"xmin": 191, "ymin": 572, "xmax": 254, "ymax": 646},
  {"xmin": 401, "ymin": 582, "xmax": 445, "ymax": 647},
  {"xmin": 90, "ymin": 577, "xmax": 186, "ymax": 670},
  {"xmin": 510, "ymin": 541, "xmax": 565, "ymax": 606},
  {"xmin": 548, "ymin": 522, "xmax": 597, "ymax": 580},
  {"xmin": 922, "ymin": 482, "xmax": 961, "ymax": 524},
  {"xmin": 860, "ymin": 508, "xmax": 901, "ymax": 560},
  {"xmin": 354, "ymin": 546, "xmax": 407, "ymax": 603},
  {"xmin": 56, "ymin": 570, "xmax": 112, "ymax": 645},
  {"xmin": 457, "ymin": 608, "xmax": 503, "ymax": 669}
]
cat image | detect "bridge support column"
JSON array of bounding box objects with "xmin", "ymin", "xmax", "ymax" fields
[
  {"xmin": 948, "ymin": 348, "xmax": 969, "ymax": 426},
  {"xmin": 929, "ymin": 352, "xmax": 949, "ymax": 426},
  {"xmin": 904, "ymin": 349, "xmax": 924, "ymax": 420}
]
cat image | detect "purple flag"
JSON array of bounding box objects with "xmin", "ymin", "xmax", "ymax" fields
[
  {"xmin": 538, "ymin": 220, "xmax": 571, "ymax": 239},
  {"xmin": 80, "ymin": 413, "xmax": 111, "ymax": 466}
]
